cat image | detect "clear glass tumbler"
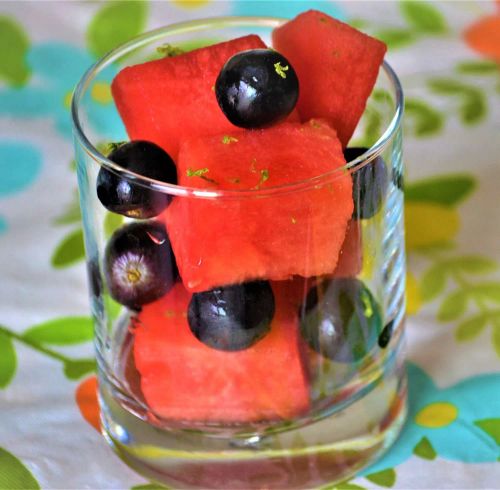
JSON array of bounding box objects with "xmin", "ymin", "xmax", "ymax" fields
[{"xmin": 72, "ymin": 17, "xmax": 406, "ymax": 489}]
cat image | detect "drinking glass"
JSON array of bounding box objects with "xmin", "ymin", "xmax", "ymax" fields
[{"xmin": 72, "ymin": 17, "xmax": 406, "ymax": 489}]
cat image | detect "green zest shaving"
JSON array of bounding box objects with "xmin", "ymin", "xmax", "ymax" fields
[
  {"xmin": 157, "ymin": 43, "xmax": 185, "ymax": 57},
  {"xmin": 274, "ymin": 62, "xmax": 289, "ymax": 79},
  {"xmin": 253, "ymin": 169, "xmax": 270, "ymax": 189},
  {"xmin": 107, "ymin": 141, "xmax": 127, "ymax": 153},
  {"xmin": 222, "ymin": 135, "xmax": 238, "ymax": 144},
  {"xmin": 186, "ymin": 167, "xmax": 218, "ymax": 184},
  {"xmin": 186, "ymin": 167, "xmax": 209, "ymax": 177}
]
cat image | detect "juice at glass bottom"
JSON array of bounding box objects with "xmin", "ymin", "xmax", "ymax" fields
[{"xmin": 72, "ymin": 13, "xmax": 407, "ymax": 489}]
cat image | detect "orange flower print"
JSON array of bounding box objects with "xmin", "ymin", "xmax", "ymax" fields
[
  {"xmin": 463, "ymin": 2, "xmax": 500, "ymax": 62},
  {"xmin": 75, "ymin": 376, "xmax": 101, "ymax": 432}
]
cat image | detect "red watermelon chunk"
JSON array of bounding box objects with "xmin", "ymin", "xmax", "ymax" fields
[
  {"xmin": 272, "ymin": 10, "xmax": 387, "ymax": 147},
  {"xmin": 164, "ymin": 120, "xmax": 353, "ymax": 292},
  {"xmin": 111, "ymin": 36, "xmax": 267, "ymax": 159},
  {"xmin": 133, "ymin": 282, "xmax": 310, "ymax": 422},
  {"xmin": 332, "ymin": 220, "xmax": 362, "ymax": 278}
]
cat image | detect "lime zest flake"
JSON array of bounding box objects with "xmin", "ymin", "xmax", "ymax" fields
[
  {"xmin": 252, "ymin": 169, "xmax": 270, "ymax": 189},
  {"xmin": 186, "ymin": 167, "xmax": 218, "ymax": 184},
  {"xmin": 157, "ymin": 43, "xmax": 185, "ymax": 57},
  {"xmin": 107, "ymin": 141, "xmax": 127, "ymax": 153},
  {"xmin": 221, "ymin": 135, "xmax": 238, "ymax": 145},
  {"xmin": 274, "ymin": 62, "xmax": 289, "ymax": 79}
]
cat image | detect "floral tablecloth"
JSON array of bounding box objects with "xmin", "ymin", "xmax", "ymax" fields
[{"xmin": 1, "ymin": 1, "xmax": 499, "ymax": 489}]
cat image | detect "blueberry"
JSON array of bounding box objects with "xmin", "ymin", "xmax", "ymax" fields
[
  {"xmin": 104, "ymin": 221, "xmax": 177, "ymax": 309},
  {"xmin": 377, "ymin": 320, "xmax": 394, "ymax": 349},
  {"xmin": 215, "ymin": 49, "xmax": 299, "ymax": 129},
  {"xmin": 299, "ymin": 278, "xmax": 382, "ymax": 363},
  {"xmin": 344, "ymin": 147, "xmax": 388, "ymax": 220},
  {"xmin": 97, "ymin": 141, "xmax": 177, "ymax": 219},
  {"xmin": 187, "ymin": 281, "xmax": 275, "ymax": 351}
]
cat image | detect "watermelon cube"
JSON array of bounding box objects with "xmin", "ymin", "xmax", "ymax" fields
[
  {"xmin": 272, "ymin": 10, "xmax": 387, "ymax": 147},
  {"xmin": 111, "ymin": 36, "xmax": 267, "ymax": 159},
  {"xmin": 332, "ymin": 220, "xmax": 362, "ymax": 278},
  {"xmin": 133, "ymin": 282, "xmax": 310, "ymax": 422},
  {"xmin": 164, "ymin": 120, "xmax": 353, "ymax": 292}
]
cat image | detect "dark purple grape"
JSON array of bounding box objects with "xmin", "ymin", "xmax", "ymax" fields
[
  {"xmin": 344, "ymin": 147, "xmax": 388, "ymax": 220},
  {"xmin": 299, "ymin": 278, "xmax": 382, "ymax": 363},
  {"xmin": 215, "ymin": 49, "xmax": 299, "ymax": 129},
  {"xmin": 104, "ymin": 221, "xmax": 177, "ymax": 309},
  {"xmin": 97, "ymin": 141, "xmax": 177, "ymax": 219},
  {"xmin": 187, "ymin": 281, "xmax": 275, "ymax": 351}
]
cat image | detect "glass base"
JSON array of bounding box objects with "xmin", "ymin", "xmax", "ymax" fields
[{"xmin": 100, "ymin": 366, "xmax": 407, "ymax": 489}]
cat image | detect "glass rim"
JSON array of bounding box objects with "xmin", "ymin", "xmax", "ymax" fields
[{"xmin": 71, "ymin": 15, "xmax": 404, "ymax": 199}]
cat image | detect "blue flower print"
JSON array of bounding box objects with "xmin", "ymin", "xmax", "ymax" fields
[
  {"xmin": 360, "ymin": 362, "xmax": 500, "ymax": 476},
  {"xmin": 0, "ymin": 43, "xmax": 124, "ymax": 141},
  {"xmin": 231, "ymin": 0, "xmax": 346, "ymax": 21},
  {"xmin": 0, "ymin": 141, "xmax": 42, "ymax": 234}
]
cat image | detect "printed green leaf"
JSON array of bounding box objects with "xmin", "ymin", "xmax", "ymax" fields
[
  {"xmin": 86, "ymin": 1, "xmax": 149, "ymax": 58},
  {"xmin": 493, "ymin": 325, "xmax": 500, "ymax": 358},
  {"xmin": 355, "ymin": 106, "xmax": 383, "ymax": 147},
  {"xmin": 413, "ymin": 241, "xmax": 456, "ymax": 254},
  {"xmin": 400, "ymin": 1, "xmax": 447, "ymax": 34},
  {"xmin": 373, "ymin": 28, "xmax": 416, "ymax": 49},
  {"xmin": 404, "ymin": 98, "xmax": 444, "ymax": 137},
  {"xmin": 53, "ymin": 194, "xmax": 81, "ymax": 226},
  {"xmin": 365, "ymin": 468, "xmax": 396, "ymax": 487},
  {"xmin": 421, "ymin": 264, "xmax": 448, "ymax": 302},
  {"xmin": 437, "ymin": 290, "xmax": 467, "ymax": 322},
  {"xmin": 131, "ymin": 484, "xmax": 170, "ymax": 490},
  {"xmin": 0, "ymin": 447, "xmax": 40, "ymax": 490},
  {"xmin": 474, "ymin": 419, "xmax": 500, "ymax": 445},
  {"xmin": 460, "ymin": 90, "xmax": 487, "ymax": 125},
  {"xmin": 455, "ymin": 315, "xmax": 488, "ymax": 341},
  {"xmin": 104, "ymin": 212, "xmax": 124, "ymax": 238},
  {"xmin": 454, "ymin": 256, "xmax": 498, "ymax": 275},
  {"xmin": 107, "ymin": 296, "xmax": 123, "ymax": 322},
  {"xmin": 0, "ymin": 16, "xmax": 31, "ymax": 86},
  {"xmin": 51, "ymin": 228, "xmax": 85, "ymax": 268},
  {"xmin": 321, "ymin": 481, "xmax": 365, "ymax": 490},
  {"xmin": 456, "ymin": 60, "xmax": 498, "ymax": 75},
  {"xmin": 428, "ymin": 78, "xmax": 469, "ymax": 94},
  {"xmin": 413, "ymin": 436, "xmax": 437, "ymax": 460},
  {"xmin": 427, "ymin": 79, "xmax": 487, "ymax": 125},
  {"xmin": 23, "ymin": 317, "xmax": 93, "ymax": 346},
  {"xmin": 0, "ymin": 331, "xmax": 16, "ymax": 388},
  {"xmin": 405, "ymin": 174, "xmax": 476, "ymax": 206},
  {"xmin": 348, "ymin": 18, "xmax": 368, "ymax": 30},
  {"xmin": 63, "ymin": 359, "xmax": 96, "ymax": 380},
  {"xmin": 472, "ymin": 283, "xmax": 500, "ymax": 303}
]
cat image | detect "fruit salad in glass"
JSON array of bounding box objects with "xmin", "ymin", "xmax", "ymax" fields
[{"xmin": 72, "ymin": 10, "xmax": 406, "ymax": 489}]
